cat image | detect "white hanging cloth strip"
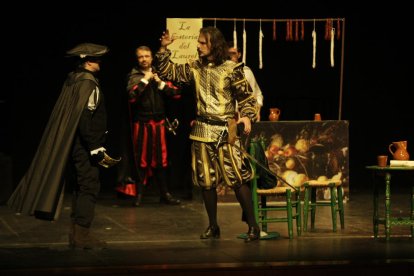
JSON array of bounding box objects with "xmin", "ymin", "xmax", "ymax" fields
[
  {"xmin": 242, "ymin": 19, "xmax": 247, "ymax": 64},
  {"xmin": 233, "ymin": 19, "xmax": 237, "ymax": 50},
  {"xmin": 259, "ymin": 19, "xmax": 264, "ymax": 69},
  {"xmin": 330, "ymin": 27, "xmax": 335, "ymax": 67},
  {"xmin": 312, "ymin": 19, "xmax": 317, "ymax": 69}
]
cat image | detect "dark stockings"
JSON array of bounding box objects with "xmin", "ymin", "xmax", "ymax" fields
[
  {"xmin": 201, "ymin": 189, "xmax": 218, "ymax": 227},
  {"xmin": 154, "ymin": 168, "xmax": 169, "ymax": 196},
  {"xmin": 234, "ymin": 184, "xmax": 258, "ymax": 228}
]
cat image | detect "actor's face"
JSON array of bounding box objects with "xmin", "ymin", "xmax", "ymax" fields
[
  {"xmin": 85, "ymin": 60, "xmax": 101, "ymax": 72},
  {"xmin": 228, "ymin": 47, "xmax": 241, "ymax": 62},
  {"xmin": 197, "ymin": 33, "xmax": 212, "ymax": 59},
  {"xmin": 136, "ymin": 49, "xmax": 153, "ymax": 70}
]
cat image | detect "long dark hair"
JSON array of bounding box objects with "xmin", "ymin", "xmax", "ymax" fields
[{"xmin": 199, "ymin": 26, "xmax": 228, "ymax": 65}]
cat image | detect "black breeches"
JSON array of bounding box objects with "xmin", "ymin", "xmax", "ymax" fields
[{"xmin": 70, "ymin": 136, "xmax": 100, "ymax": 228}]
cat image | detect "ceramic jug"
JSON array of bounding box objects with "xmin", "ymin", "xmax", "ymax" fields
[
  {"xmin": 388, "ymin": 141, "xmax": 410, "ymax": 160},
  {"xmin": 268, "ymin": 108, "xmax": 281, "ymax": 121}
]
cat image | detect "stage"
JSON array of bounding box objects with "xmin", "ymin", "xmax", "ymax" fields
[{"xmin": 1, "ymin": 185, "xmax": 414, "ymax": 275}]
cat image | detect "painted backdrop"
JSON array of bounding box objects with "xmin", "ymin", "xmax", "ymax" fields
[{"xmin": 217, "ymin": 120, "xmax": 349, "ymax": 202}]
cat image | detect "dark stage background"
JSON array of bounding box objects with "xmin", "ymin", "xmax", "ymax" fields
[{"xmin": 1, "ymin": 2, "xmax": 412, "ymax": 198}]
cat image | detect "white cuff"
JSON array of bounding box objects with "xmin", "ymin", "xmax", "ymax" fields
[
  {"xmin": 90, "ymin": 147, "xmax": 106, "ymax": 155},
  {"xmin": 158, "ymin": 81, "xmax": 166, "ymax": 90},
  {"xmin": 140, "ymin": 78, "xmax": 149, "ymax": 85}
]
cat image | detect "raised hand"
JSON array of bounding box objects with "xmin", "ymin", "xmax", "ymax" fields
[{"xmin": 160, "ymin": 29, "xmax": 175, "ymax": 47}]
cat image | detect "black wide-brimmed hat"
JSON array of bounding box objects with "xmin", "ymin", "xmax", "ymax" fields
[{"xmin": 66, "ymin": 43, "xmax": 109, "ymax": 58}]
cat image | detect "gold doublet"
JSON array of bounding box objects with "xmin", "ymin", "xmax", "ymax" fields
[
  {"xmin": 189, "ymin": 60, "xmax": 255, "ymax": 143},
  {"xmin": 155, "ymin": 50, "xmax": 257, "ymax": 143},
  {"xmin": 155, "ymin": 50, "xmax": 257, "ymax": 188}
]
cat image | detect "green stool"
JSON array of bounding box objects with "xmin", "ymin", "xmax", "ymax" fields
[
  {"xmin": 303, "ymin": 180, "xmax": 344, "ymax": 232},
  {"xmin": 254, "ymin": 185, "xmax": 302, "ymax": 239}
]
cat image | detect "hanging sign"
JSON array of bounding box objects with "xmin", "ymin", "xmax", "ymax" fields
[{"xmin": 166, "ymin": 18, "xmax": 202, "ymax": 63}]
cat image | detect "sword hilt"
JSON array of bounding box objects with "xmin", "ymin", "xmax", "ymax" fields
[{"xmin": 165, "ymin": 118, "xmax": 179, "ymax": 135}]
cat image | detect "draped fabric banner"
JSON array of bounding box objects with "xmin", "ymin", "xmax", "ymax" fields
[{"xmin": 166, "ymin": 18, "xmax": 202, "ymax": 64}]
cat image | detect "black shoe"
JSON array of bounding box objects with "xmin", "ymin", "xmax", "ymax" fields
[
  {"xmin": 200, "ymin": 225, "xmax": 220, "ymax": 239},
  {"xmin": 132, "ymin": 194, "xmax": 142, "ymax": 207},
  {"xmin": 245, "ymin": 226, "xmax": 260, "ymax": 242},
  {"xmin": 160, "ymin": 193, "xmax": 181, "ymax": 205}
]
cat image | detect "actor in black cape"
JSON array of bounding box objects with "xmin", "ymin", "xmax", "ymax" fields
[{"xmin": 7, "ymin": 42, "xmax": 119, "ymax": 249}]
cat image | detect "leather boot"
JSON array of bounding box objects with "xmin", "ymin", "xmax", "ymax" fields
[
  {"xmin": 245, "ymin": 226, "xmax": 260, "ymax": 242},
  {"xmin": 72, "ymin": 224, "xmax": 107, "ymax": 249},
  {"xmin": 160, "ymin": 192, "xmax": 181, "ymax": 205},
  {"xmin": 200, "ymin": 225, "xmax": 220, "ymax": 239}
]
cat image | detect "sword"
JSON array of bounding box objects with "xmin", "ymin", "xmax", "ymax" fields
[
  {"xmin": 215, "ymin": 126, "xmax": 228, "ymax": 150},
  {"xmin": 165, "ymin": 118, "xmax": 179, "ymax": 135},
  {"xmin": 232, "ymin": 142, "xmax": 298, "ymax": 191}
]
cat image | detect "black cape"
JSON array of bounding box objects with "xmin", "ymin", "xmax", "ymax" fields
[{"xmin": 8, "ymin": 71, "xmax": 98, "ymax": 220}]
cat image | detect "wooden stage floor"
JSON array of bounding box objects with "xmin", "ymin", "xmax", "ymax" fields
[{"xmin": 1, "ymin": 185, "xmax": 414, "ymax": 275}]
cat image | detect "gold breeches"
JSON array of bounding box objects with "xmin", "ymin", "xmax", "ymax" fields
[{"xmin": 191, "ymin": 140, "xmax": 253, "ymax": 190}]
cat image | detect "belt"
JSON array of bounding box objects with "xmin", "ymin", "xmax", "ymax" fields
[{"xmin": 196, "ymin": 116, "xmax": 227, "ymax": 126}]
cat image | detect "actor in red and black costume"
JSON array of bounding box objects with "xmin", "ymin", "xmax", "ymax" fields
[{"xmin": 118, "ymin": 45, "xmax": 181, "ymax": 206}]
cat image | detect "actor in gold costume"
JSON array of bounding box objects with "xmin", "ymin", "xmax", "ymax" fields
[{"xmin": 156, "ymin": 26, "xmax": 260, "ymax": 242}]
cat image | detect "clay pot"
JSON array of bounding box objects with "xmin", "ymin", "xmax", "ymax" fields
[
  {"xmin": 389, "ymin": 141, "xmax": 410, "ymax": 160},
  {"xmin": 268, "ymin": 108, "xmax": 281, "ymax": 121}
]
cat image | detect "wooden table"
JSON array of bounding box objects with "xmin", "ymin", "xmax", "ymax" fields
[{"xmin": 366, "ymin": 165, "xmax": 414, "ymax": 240}]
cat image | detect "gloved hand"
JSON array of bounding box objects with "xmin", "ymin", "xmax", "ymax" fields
[
  {"xmin": 97, "ymin": 152, "xmax": 121, "ymax": 168},
  {"xmin": 91, "ymin": 147, "xmax": 121, "ymax": 168}
]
